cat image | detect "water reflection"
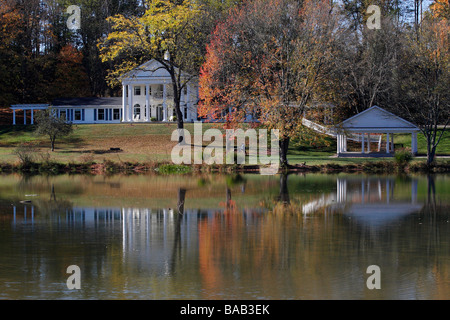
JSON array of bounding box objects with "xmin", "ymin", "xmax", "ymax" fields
[
  {"xmin": 334, "ymin": 176, "xmax": 422, "ymax": 227},
  {"xmin": 0, "ymin": 173, "xmax": 448, "ymax": 299}
]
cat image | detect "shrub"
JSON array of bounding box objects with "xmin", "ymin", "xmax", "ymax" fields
[
  {"xmin": 13, "ymin": 143, "xmax": 37, "ymax": 166},
  {"xmin": 150, "ymin": 117, "xmax": 157, "ymax": 122},
  {"xmin": 394, "ymin": 148, "xmax": 413, "ymax": 169}
]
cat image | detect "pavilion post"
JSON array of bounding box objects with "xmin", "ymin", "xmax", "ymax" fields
[
  {"xmin": 31, "ymin": 109, "xmax": 34, "ymax": 125},
  {"xmin": 391, "ymin": 134, "xmax": 394, "ymax": 153},
  {"xmin": 337, "ymin": 134, "xmax": 342, "ymax": 154},
  {"xmin": 24, "ymin": 110, "xmax": 26, "ymax": 125},
  {"xmin": 361, "ymin": 133, "xmax": 365, "ymax": 153},
  {"xmin": 386, "ymin": 133, "xmax": 390, "ymax": 154},
  {"xmin": 411, "ymin": 132, "xmax": 418, "ymax": 155},
  {"xmin": 13, "ymin": 109, "xmax": 16, "ymax": 125}
]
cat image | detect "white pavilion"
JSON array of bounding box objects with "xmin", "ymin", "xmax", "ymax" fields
[{"xmin": 335, "ymin": 106, "xmax": 420, "ymax": 156}]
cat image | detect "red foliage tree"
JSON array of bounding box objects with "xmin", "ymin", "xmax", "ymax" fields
[{"xmin": 199, "ymin": 0, "xmax": 340, "ymax": 166}]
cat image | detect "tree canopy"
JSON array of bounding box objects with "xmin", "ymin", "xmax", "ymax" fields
[{"xmin": 198, "ymin": 0, "xmax": 342, "ymax": 165}]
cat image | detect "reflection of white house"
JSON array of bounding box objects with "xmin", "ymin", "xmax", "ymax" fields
[{"xmin": 10, "ymin": 59, "xmax": 199, "ymax": 125}]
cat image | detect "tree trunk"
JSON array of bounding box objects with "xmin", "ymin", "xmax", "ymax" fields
[
  {"xmin": 51, "ymin": 137, "xmax": 55, "ymax": 152},
  {"xmin": 279, "ymin": 137, "xmax": 290, "ymax": 167},
  {"xmin": 176, "ymin": 105, "xmax": 185, "ymax": 144},
  {"xmin": 427, "ymin": 145, "xmax": 436, "ymax": 166},
  {"xmin": 168, "ymin": 66, "xmax": 185, "ymax": 144},
  {"xmin": 177, "ymin": 188, "xmax": 186, "ymax": 214}
]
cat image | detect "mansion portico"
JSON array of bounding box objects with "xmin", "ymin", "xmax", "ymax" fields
[
  {"xmin": 10, "ymin": 59, "xmax": 199, "ymax": 125},
  {"xmin": 121, "ymin": 59, "xmax": 198, "ymax": 123}
]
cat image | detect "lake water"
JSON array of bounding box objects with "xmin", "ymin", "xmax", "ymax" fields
[{"xmin": 0, "ymin": 173, "xmax": 448, "ymax": 300}]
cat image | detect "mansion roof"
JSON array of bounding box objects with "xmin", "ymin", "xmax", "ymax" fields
[{"xmin": 52, "ymin": 97, "xmax": 122, "ymax": 107}]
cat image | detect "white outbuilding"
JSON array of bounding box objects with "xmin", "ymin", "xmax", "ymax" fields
[{"xmin": 336, "ymin": 106, "xmax": 420, "ymax": 156}]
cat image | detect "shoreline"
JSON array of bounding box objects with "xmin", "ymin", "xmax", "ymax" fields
[{"xmin": 1, "ymin": 159, "xmax": 449, "ymax": 175}]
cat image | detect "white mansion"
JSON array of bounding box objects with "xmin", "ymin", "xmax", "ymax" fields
[{"xmin": 10, "ymin": 59, "xmax": 199, "ymax": 125}]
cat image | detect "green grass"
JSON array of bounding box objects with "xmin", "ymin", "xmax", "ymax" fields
[
  {"xmin": 0, "ymin": 123, "xmax": 448, "ymax": 168},
  {"xmin": 287, "ymin": 130, "xmax": 450, "ymax": 166}
]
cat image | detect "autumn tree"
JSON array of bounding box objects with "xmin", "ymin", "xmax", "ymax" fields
[
  {"xmin": 51, "ymin": 44, "xmax": 91, "ymax": 99},
  {"xmin": 394, "ymin": 8, "xmax": 449, "ymax": 165},
  {"xmin": 98, "ymin": 0, "xmax": 224, "ymax": 142},
  {"xmin": 199, "ymin": 0, "xmax": 341, "ymax": 166},
  {"xmin": 430, "ymin": 0, "xmax": 450, "ymax": 20},
  {"xmin": 0, "ymin": 0, "xmax": 23, "ymax": 106}
]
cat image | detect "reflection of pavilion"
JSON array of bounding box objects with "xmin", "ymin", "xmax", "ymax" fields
[
  {"xmin": 336, "ymin": 177, "xmax": 423, "ymax": 227},
  {"xmin": 336, "ymin": 176, "xmax": 419, "ymax": 204},
  {"xmin": 303, "ymin": 177, "xmax": 423, "ymax": 227}
]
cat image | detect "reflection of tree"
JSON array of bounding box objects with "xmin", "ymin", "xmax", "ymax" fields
[
  {"xmin": 277, "ymin": 173, "xmax": 290, "ymax": 205},
  {"xmin": 427, "ymin": 174, "xmax": 436, "ymax": 214},
  {"xmin": 50, "ymin": 183, "xmax": 56, "ymax": 201},
  {"xmin": 221, "ymin": 174, "xmax": 247, "ymax": 213},
  {"xmin": 177, "ymin": 188, "xmax": 186, "ymax": 214},
  {"xmin": 33, "ymin": 183, "xmax": 73, "ymax": 217},
  {"xmin": 171, "ymin": 188, "xmax": 186, "ymax": 273}
]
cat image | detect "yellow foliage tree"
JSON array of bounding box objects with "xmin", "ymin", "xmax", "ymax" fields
[{"xmin": 98, "ymin": 0, "xmax": 209, "ymax": 141}]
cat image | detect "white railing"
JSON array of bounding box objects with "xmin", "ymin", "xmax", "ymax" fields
[
  {"xmin": 302, "ymin": 118, "xmax": 382, "ymax": 143},
  {"xmin": 302, "ymin": 118, "xmax": 337, "ymax": 136}
]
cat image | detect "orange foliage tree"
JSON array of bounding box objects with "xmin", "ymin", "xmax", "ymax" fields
[
  {"xmin": 0, "ymin": 0, "xmax": 24, "ymax": 106},
  {"xmin": 52, "ymin": 45, "xmax": 91, "ymax": 99},
  {"xmin": 198, "ymin": 0, "xmax": 341, "ymax": 166}
]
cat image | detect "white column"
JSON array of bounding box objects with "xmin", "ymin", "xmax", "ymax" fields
[
  {"xmin": 337, "ymin": 134, "xmax": 341, "ymax": 154},
  {"xmin": 163, "ymin": 83, "xmax": 167, "ymax": 121},
  {"xmin": 13, "ymin": 109, "xmax": 16, "ymax": 125},
  {"xmin": 361, "ymin": 133, "xmax": 365, "ymax": 153},
  {"xmin": 146, "ymin": 84, "xmax": 150, "ymax": 122},
  {"xmin": 412, "ymin": 132, "xmax": 418, "ymax": 155},
  {"xmin": 24, "ymin": 110, "xmax": 27, "ymax": 125},
  {"xmin": 31, "ymin": 109, "xmax": 34, "ymax": 125},
  {"xmin": 122, "ymin": 85, "xmax": 127, "ymax": 121},
  {"xmin": 386, "ymin": 133, "xmax": 390, "ymax": 154},
  {"xmin": 367, "ymin": 133, "xmax": 370, "ymax": 153},
  {"xmin": 128, "ymin": 85, "xmax": 133, "ymax": 122},
  {"xmin": 391, "ymin": 134, "xmax": 394, "ymax": 153},
  {"xmin": 344, "ymin": 136, "xmax": 347, "ymax": 152}
]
